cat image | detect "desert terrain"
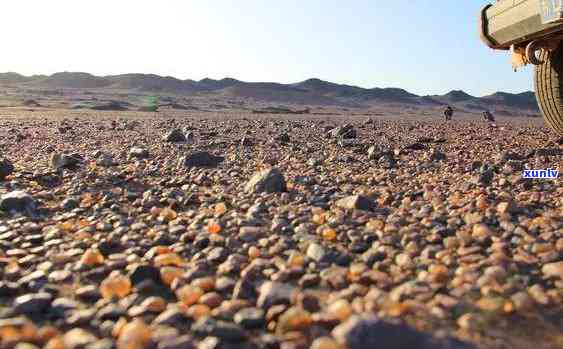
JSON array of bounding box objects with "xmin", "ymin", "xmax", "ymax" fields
[{"xmin": 0, "ymin": 74, "xmax": 561, "ymax": 349}]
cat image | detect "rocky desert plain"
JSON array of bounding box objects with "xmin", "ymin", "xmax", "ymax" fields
[{"xmin": 0, "ymin": 73, "xmax": 561, "ymax": 349}]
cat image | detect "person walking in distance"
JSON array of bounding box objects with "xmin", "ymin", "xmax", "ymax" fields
[
  {"xmin": 444, "ymin": 105, "xmax": 453, "ymax": 121},
  {"xmin": 483, "ymin": 110, "xmax": 495, "ymax": 122}
]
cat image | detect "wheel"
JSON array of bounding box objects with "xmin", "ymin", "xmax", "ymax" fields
[{"xmin": 534, "ymin": 44, "xmax": 563, "ymax": 135}]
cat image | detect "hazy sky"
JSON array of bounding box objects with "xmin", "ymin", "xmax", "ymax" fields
[{"xmin": 1, "ymin": 0, "xmax": 533, "ymax": 96}]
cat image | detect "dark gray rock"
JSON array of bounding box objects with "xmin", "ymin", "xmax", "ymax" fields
[
  {"xmin": 51, "ymin": 152, "xmax": 81, "ymax": 170},
  {"xmin": 0, "ymin": 158, "xmax": 14, "ymax": 180},
  {"xmin": 164, "ymin": 129, "xmax": 187, "ymax": 142},
  {"xmin": 157, "ymin": 335, "xmax": 196, "ymax": 349},
  {"xmin": 129, "ymin": 264, "xmax": 162, "ymax": 286},
  {"xmin": 61, "ymin": 198, "xmax": 79, "ymax": 211},
  {"xmin": 274, "ymin": 132, "xmax": 290, "ymax": 143},
  {"xmin": 405, "ymin": 142, "xmax": 427, "ymax": 151},
  {"xmin": 333, "ymin": 315, "xmax": 473, "ymax": 349},
  {"xmin": 256, "ymin": 281, "xmax": 293, "ymax": 310},
  {"xmin": 234, "ymin": 307, "xmax": 265, "ymax": 329},
  {"xmin": 178, "ymin": 152, "xmax": 224, "ymax": 168},
  {"xmin": 14, "ymin": 292, "xmax": 53, "ymax": 315},
  {"xmin": 0, "ymin": 191, "xmax": 37, "ymax": 213},
  {"xmin": 192, "ymin": 317, "xmax": 246, "ymax": 342},
  {"xmin": 328, "ymin": 124, "xmax": 356, "ymax": 139},
  {"xmin": 129, "ymin": 146, "xmax": 149, "ymax": 159}
]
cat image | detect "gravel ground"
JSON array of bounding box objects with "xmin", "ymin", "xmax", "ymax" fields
[{"xmin": 0, "ymin": 109, "xmax": 561, "ymax": 349}]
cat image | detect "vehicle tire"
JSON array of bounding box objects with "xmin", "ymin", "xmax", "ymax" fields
[{"xmin": 534, "ymin": 44, "xmax": 563, "ymax": 135}]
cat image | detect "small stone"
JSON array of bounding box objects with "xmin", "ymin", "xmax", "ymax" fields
[
  {"xmin": 510, "ymin": 292, "xmax": 534, "ymax": 311},
  {"xmin": 472, "ymin": 224, "xmax": 493, "ymax": 239},
  {"xmin": 117, "ymin": 319, "xmax": 152, "ymax": 349},
  {"xmin": 245, "ymin": 168, "xmax": 287, "ymax": 193},
  {"xmin": 367, "ymin": 146, "xmax": 380, "ymax": 160},
  {"xmin": 14, "ymin": 293, "xmax": 53, "ymax": 315},
  {"xmin": 310, "ymin": 337, "xmax": 343, "ymax": 349},
  {"xmin": 85, "ymin": 339, "xmax": 114, "ymax": 349},
  {"xmin": 257, "ymin": 282, "xmax": 293, "ymax": 310},
  {"xmin": 94, "ymin": 152, "xmax": 114, "ymax": 167},
  {"xmin": 542, "ymin": 261, "xmax": 563, "ymax": 279},
  {"xmin": 153, "ymin": 308, "xmax": 187, "ymax": 326},
  {"xmin": 327, "ymin": 299, "xmax": 353, "ymax": 321},
  {"xmin": 328, "ymin": 124, "xmax": 356, "ymax": 139},
  {"xmin": 276, "ymin": 307, "xmax": 312, "ymax": 334},
  {"xmin": 457, "ymin": 313, "xmax": 483, "ymax": 331},
  {"xmin": 176, "ymin": 285, "xmax": 204, "ymax": 306},
  {"xmin": 429, "ymin": 149, "xmax": 447, "ymax": 161},
  {"xmin": 100, "ymin": 272, "xmax": 132, "ymax": 299},
  {"xmin": 80, "ymin": 249, "xmax": 105, "ymax": 266},
  {"xmin": 61, "ymin": 198, "xmax": 79, "ymax": 211},
  {"xmin": 234, "ymin": 307, "xmax": 265, "ymax": 328},
  {"xmin": 496, "ymin": 201, "xmax": 517, "ymax": 214},
  {"xmin": 274, "ymin": 132, "xmax": 290, "ymax": 143},
  {"xmin": 63, "ymin": 329, "xmax": 98, "ymax": 349}
]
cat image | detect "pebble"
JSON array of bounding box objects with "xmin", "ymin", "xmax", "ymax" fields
[{"xmin": 542, "ymin": 261, "xmax": 563, "ymax": 279}]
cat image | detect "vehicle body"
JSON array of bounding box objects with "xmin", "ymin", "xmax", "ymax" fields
[{"xmin": 480, "ymin": 0, "xmax": 563, "ymax": 134}]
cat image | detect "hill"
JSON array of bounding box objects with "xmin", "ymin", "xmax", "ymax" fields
[{"xmin": 0, "ymin": 72, "xmax": 539, "ymax": 112}]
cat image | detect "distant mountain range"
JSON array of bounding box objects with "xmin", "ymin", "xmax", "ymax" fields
[{"xmin": 0, "ymin": 72, "xmax": 539, "ymax": 112}]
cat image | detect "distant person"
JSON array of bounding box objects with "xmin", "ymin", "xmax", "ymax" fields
[
  {"xmin": 444, "ymin": 105, "xmax": 453, "ymax": 121},
  {"xmin": 483, "ymin": 110, "xmax": 495, "ymax": 122}
]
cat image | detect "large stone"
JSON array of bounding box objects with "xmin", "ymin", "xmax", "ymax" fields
[
  {"xmin": 0, "ymin": 158, "xmax": 14, "ymax": 180},
  {"xmin": 164, "ymin": 129, "xmax": 187, "ymax": 142},
  {"xmin": 256, "ymin": 281, "xmax": 293, "ymax": 309},
  {"xmin": 14, "ymin": 292, "xmax": 53, "ymax": 315},
  {"xmin": 63, "ymin": 329, "xmax": 99, "ymax": 349},
  {"xmin": 306, "ymin": 243, "xmax": 327, "ymax": 263},
  {"xmin": 192, "ymin": 317, "xmax": 245, "ymax": 342},
  {"xmin": 178, "ymin": 152, "xmax": 224, "ymax": 168},
  {"xmin": 335, "ymin": 195, "xmax": 376, "ymax": 211},
  {"xmin": 129, "ymin": 146, "xmax": 150, "ymax": 159},
  {"xmin": 0, "ymin": 191, "xmax": 37, "ymax": 213},
  {"xmin": 51, "ymin": 153, "xmax": 81, "ymax": 170},
  {"xmin": 92, "ymin": 151, "xmax": 115, "ymax": 167},
  {"xmin": 328, "ymin": 124, "xmax": 356, "ymax": 139},
  {"xmin": 130, "ymin": 264, "xmax": 162, "ymax": 286},
  {"xmin": 332, "ymin": 315, "xmax": 470, "ymax": 349},
  {"xmin": 157, "ymin": 335, "xmax": 196, "ymax": 349},
  {"xmin": 245, "ymin": 168, "xmax": 286, "ymax": 193}
]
